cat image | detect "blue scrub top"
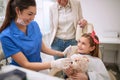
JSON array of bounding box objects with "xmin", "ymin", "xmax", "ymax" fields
[{"xmin": 0, "ymin": 20, "xmax": 42, "ymax": 66}]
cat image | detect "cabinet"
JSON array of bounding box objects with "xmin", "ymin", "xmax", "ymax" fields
[{"xmin": 99, "ymin": 37, "xmax": 120, "ymax": 71}]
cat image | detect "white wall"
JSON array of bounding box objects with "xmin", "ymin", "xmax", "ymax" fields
[
  {"xmin": 35, "ymin": 0, "xmax": 54, "ymax": 35},
  {"xmin": 80, "ymin": 0, "xmax": 120, "ymax": 37}
]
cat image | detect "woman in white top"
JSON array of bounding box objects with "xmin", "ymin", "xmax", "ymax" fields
[{"xmin": 49, "ymin": 0, "xmax": 88, "ymax": 60}]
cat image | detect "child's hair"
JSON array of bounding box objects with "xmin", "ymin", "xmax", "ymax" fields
[
  {"xmin": 81, "ymin": 32, "xmax": 99, "ymax": 57},
  {"xmin": 0, "ymin": 0, "xmax": 36, "ymax": 32}
]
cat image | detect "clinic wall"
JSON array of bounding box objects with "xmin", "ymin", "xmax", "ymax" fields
[{"xmin": 80, "ymin": 0, "xmax": 120, "ymax": 37}]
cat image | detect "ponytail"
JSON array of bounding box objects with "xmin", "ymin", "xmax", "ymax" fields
[{"xmin": 0, "ymin": 0, "xmax": 15, "ymax": 32}]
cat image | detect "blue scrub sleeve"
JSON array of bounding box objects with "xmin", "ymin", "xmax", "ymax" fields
[{"xmin": 1, "ymin": 36, "xmax": 20, "ymax": 58}]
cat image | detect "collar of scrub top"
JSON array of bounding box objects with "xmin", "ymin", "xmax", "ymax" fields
[
  {"xmin": 10, "ymin": 20, "xmax": 25, "ymax": 35},
  {"xmin": 10, "ymin": 20, "xmax": 33, "ymax": 37},
  {"xmin": 57, "ymin": 0, "xmax": 71, "ymax": 9}
]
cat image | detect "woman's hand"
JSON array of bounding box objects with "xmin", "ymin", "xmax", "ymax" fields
[{"xmin": 78, "ymin": 19, "xmax": 87, "ymax": 28}]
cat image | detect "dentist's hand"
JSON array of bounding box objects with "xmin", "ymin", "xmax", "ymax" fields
[
  {"xmin": 51, "ymin": 58, "xmax": 72, "ymax": 70},
  {"xmin": 63, "ymin": 45, "xmax": 72, "ymax": 57}
]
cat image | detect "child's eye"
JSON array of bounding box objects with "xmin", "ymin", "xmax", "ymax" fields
[{"xmin": 28, "ymin": 13, "xmax": 33, "ymax": 15}]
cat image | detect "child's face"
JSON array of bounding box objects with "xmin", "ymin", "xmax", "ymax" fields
[{"xmin": 77, "ymin": 37, "xmax": 95, "ymax": 54}]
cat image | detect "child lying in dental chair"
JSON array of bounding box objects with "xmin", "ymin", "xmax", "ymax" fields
[{"xmin": 50, "ymin": 32, "xmax": 111, "ymax": 80}]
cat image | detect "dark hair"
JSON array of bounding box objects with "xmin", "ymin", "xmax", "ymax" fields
[
  {"xmin": 0, "ymin": 0, "xmax": 36, "ymax": 32},
  {"xmin": 81, "ymin": 33, "xmax": 99, "ymax": 57}
]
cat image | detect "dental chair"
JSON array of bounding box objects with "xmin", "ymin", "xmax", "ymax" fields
[
  {"xmin": 0, "ymin": 44, "xmax": 10, "ymax": 68},
  {"xmin": 75, "ymin": 23, "xmax": 94, "ymax": 41},
  {"xmin": 0, "ymin": 49, "xmax": 4, "ymax": 61},
  {"xmin": 0, "ymin": 46, "xmax": 5, "ymax": 68}
]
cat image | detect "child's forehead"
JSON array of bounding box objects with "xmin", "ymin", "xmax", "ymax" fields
[{"xmin": 80, "ymin": 37, "xmax": 90, "ymax": 43}]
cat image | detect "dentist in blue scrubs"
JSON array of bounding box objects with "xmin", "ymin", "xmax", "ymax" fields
[{"xmin": 0, "ymin": 0, "xmax": 70, "ymax": 71}]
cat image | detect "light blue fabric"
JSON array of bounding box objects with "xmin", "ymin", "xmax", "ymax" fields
[{"xmin": 0, "ymin": 20, "xmax": 42, "ymax": 66}]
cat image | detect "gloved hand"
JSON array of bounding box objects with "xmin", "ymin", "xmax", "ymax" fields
[
  {"xmin": 51, "ymin": 58, "xmax": 72, "ymax": 70},
  {"xmin": 63, "ymin": 45, "xmax": 72, "ymax": 57}
]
